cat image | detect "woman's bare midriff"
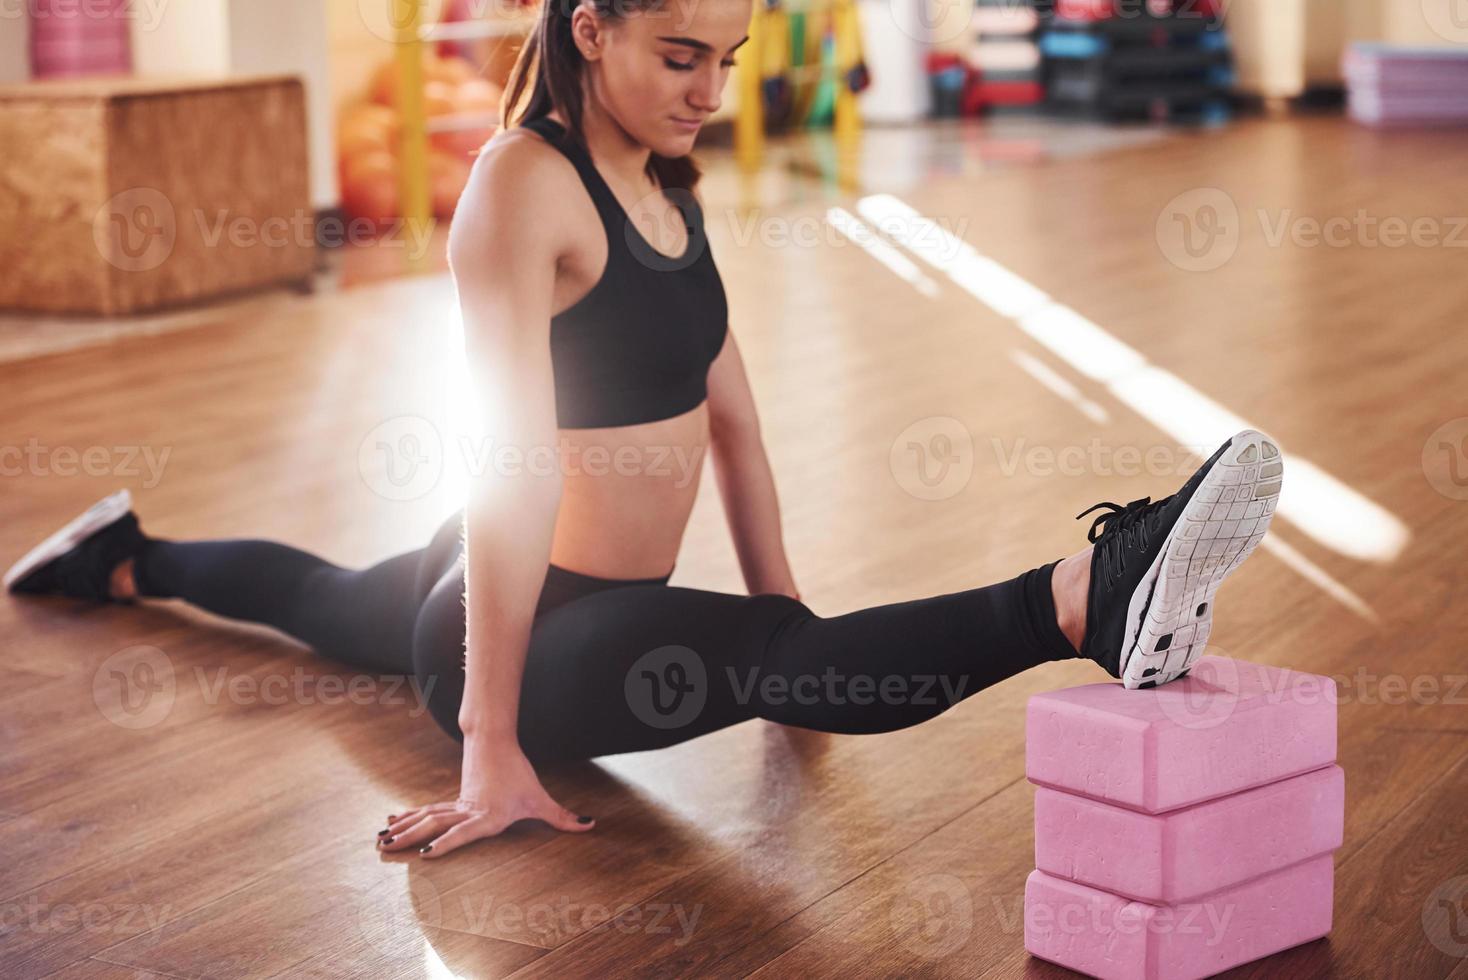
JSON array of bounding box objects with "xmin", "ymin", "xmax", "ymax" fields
[{"xmin": 548, "ymin": 403, "xmax": 709, "ymax": 580}]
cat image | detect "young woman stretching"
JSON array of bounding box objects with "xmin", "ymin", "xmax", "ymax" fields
[{"xmin": 4, "ymin": 0, "xmax": 1284, "ymax": 860}]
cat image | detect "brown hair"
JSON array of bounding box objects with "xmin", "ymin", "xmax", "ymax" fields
[{"xmin": 500, "ymin": 0, "xmax": 702, "ymax": 192}]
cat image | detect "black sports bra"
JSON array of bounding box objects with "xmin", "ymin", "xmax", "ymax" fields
[{"xmin": 521, "ymin": 116, "xmax": 729, "ymax": 429}]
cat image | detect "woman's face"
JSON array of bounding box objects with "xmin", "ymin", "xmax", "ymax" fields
[{"xmin": 575, "ymin": 0, "xmax": 753, "ymax": 157}]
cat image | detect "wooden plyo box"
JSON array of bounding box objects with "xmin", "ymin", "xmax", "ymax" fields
[{"xmin": 0, "ymin": 74, "xmax": 315, "ymax": 315}]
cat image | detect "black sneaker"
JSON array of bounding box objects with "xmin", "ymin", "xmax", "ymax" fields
[
  {"xmin": 1076, "ymin": 429, "xmax": 1282, "ymax": 690},
  {"xmin": 4, "ymin": 491, "xmax": 145, "ymax": 602}
]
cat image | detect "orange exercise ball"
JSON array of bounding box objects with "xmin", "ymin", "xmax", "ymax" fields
[
  {"xmin": 337, "ymin": 103, "xmax": 400, "ymax": 160},
  {"xmin": 342, "ymin": 150, "xmax": 400, "ymax": 226},
  {"xmin": 424, "ymin": 79, "xmax": 458, "ymax": 117},
  {"xmin": 430, "ymin": 120, "xmax": 497, "ymax": 159},
  {"xmin": 429, "ymin": 152, "xmax": 473, "ymax": 218},
  {"xmin": 370, "ymin": 53, "xmax": 485, "ymax": 110},
  {"xmin": 456, "ymin": 77, "xmax": 501, "ymax": 114},
  {"xmin": 427, "ymin": 54, "xmax": 476, "ymax": 86}
]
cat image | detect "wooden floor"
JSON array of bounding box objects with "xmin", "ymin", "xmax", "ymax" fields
[{"xmin": 4, "ymin": 114, "xmax": 1468, "ymax": 979}]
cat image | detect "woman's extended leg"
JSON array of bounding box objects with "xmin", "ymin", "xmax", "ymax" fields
[
  {"xmin": 129, "ymin": 511, "xmax": 467, "ymax": 673},
  {"xmin": 410, "ymin": 558, "xmax": 1077, "ymax": 764},
  {"xmin": 414, "ymin": 429, "xmax": 1284, "ymax": 761}
]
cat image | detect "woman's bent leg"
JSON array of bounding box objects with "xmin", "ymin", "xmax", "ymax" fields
[
  {"xmin": 134, "ymin": 511, "xmax": 466, "ymax": 674},
  {"xmin": 410, "ymin": 561, "xmax": 1080, "ymax": 764}
]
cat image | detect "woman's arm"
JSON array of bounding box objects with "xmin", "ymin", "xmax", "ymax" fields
[
  {"xmin": 453, "ymin": 147, "xmax": 565, "ymax": 748},
  {"xmin": 377, "ymin": 134, "xmax": 593, "ymax": 859},
  {"xmin": 705, "ymin": 328, "xmax": 801, "ymax": 600}
]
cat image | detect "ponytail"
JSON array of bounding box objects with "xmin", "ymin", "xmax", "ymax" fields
[{"xmin": 499, "ymin": 0, "xmax": 702, "ymax": 191}]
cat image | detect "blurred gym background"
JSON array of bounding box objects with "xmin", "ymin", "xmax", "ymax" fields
[{"xmin": 1, "ymin": 0, "xmax": 1464, "ymax": 334}]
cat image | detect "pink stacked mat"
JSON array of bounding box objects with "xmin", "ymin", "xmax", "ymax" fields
[
  {"xmin": 1023, "ymin": 656, "xmax": 1342, "ymax": 980},
  {"xmin": 1344, "ymin": 43, "xmax": 1468, "ymax": 128}
]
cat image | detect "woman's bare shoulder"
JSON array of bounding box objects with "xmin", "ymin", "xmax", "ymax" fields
[{"xmin": 450, "ymin": 125, "xmax": 583, "ymax": 256}]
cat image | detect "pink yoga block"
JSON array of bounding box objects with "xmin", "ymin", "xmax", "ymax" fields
[
  {"xmin": 1035, "ymin": 764, "xmax": 1344, "ymax": 903},
  {"xmin": 1026, "ymin": 656, "xmax": 1337, "ymax": 813},
  {"xmin": 1024, "ymin": 855, "xmax": 1334, "ymax": 980}
]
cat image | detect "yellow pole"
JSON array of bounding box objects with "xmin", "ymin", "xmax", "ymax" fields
[
  {"xmin": 832, "ymin": 0, "xmax": 861, "ymax": 145},
  {"xmin": 394, "ymin": 0, "xmax": 431, "ymax": 258},
  {"xmin": 735, "ymin": 3, "xmax": 766, "ymax": 171},
  {"xmin": 831, "ymin": 0, "xmax": 861, "ymax": 188}
]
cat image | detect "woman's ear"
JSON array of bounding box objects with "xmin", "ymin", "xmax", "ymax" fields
[{"xmin": 570, "ymin": 4, "xmax": 608, "ymax": 63}]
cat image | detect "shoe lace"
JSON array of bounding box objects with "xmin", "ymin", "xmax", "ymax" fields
[{"xmin": 1075, "ymin": 496, "xmax": 1170, "ymax": 588}]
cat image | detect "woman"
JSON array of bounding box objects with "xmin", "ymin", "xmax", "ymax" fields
[{"xmin": 4, "ymin": 0, "xmax": 1283, "ymax": 859}]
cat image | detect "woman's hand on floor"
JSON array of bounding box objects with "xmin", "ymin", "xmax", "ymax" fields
[{"xmin": 376, "ymin": 738, "xmax": 594, "ymax": 858}]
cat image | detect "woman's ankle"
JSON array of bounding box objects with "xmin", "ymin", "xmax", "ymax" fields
[
  {"xmin": 1051, "ymin": 547, "xmax": 1091, "ymax": 655},
  {"xmin": 109, "ymin": 558, "xmax": 138, "ymax": 601}
]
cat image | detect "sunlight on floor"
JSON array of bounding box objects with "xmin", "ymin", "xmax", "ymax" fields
[{"xmin": 850, "ymin": 193, "xmax": 1410, "ymax": 573}]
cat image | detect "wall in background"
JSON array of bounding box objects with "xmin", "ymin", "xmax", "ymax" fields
[
  {"xmin": 129, "ymin": 0, "xmax": 229, "ymax": 77},
  {"xmin": 125, "ymin": 0, "xmax": 336, "ymax": 209},
  {"xmin": 227, "ymin": 0, "xmax": 337, "ymax": 210},
  {"xmin": 0, "ymin": 12, "xmax": 29, "ymax": 82},
  {"xmin": 327, "ymin": 0, "xmax": 393, "ymax": 124}
]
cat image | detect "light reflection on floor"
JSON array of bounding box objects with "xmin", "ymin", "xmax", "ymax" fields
[{"xmin": 838, "ymin": 192, "xmax": 1405, "ymax": 619}]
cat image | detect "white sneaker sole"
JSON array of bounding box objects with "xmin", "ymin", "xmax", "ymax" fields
[
  {"xmin": 3, "ymin": 490, "xmax": 134, "ymax": 592},
  {"xmin": 1118, "ymin": 430, "xmax": 1282, "ymax": 689}
]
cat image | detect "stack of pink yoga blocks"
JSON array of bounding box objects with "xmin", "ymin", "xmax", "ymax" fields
[{"xmin": 1023, "ymin": 656, "xmax": 1343, "ymax": 980}]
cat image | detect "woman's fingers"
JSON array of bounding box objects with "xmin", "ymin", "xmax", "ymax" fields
[
  {"xmin": 537, "ymin": 799, "xmax": 595, "ymax": 833},
  {"xmin": 419, "ymin": 814, "xmax": 508, "ymax": 858},
  {"xmin": 380, "ymin": 809, "xmax": 470, "ymax": 851},
  {"xmin": 383, "ymin": 802, "xmax": 444, "ymax": 828},
  {"xmin": 377, "ymin": 798, "xmax": 595, "ymax": 859},
  {"xmin": 379, "ymin": 802, "xmax": 451, "ymax": 840}
]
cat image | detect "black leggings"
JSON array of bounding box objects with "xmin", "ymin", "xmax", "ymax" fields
[{"xmin": 132, "ymin": 511, "xmax": 1079, "ymax": 764}]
